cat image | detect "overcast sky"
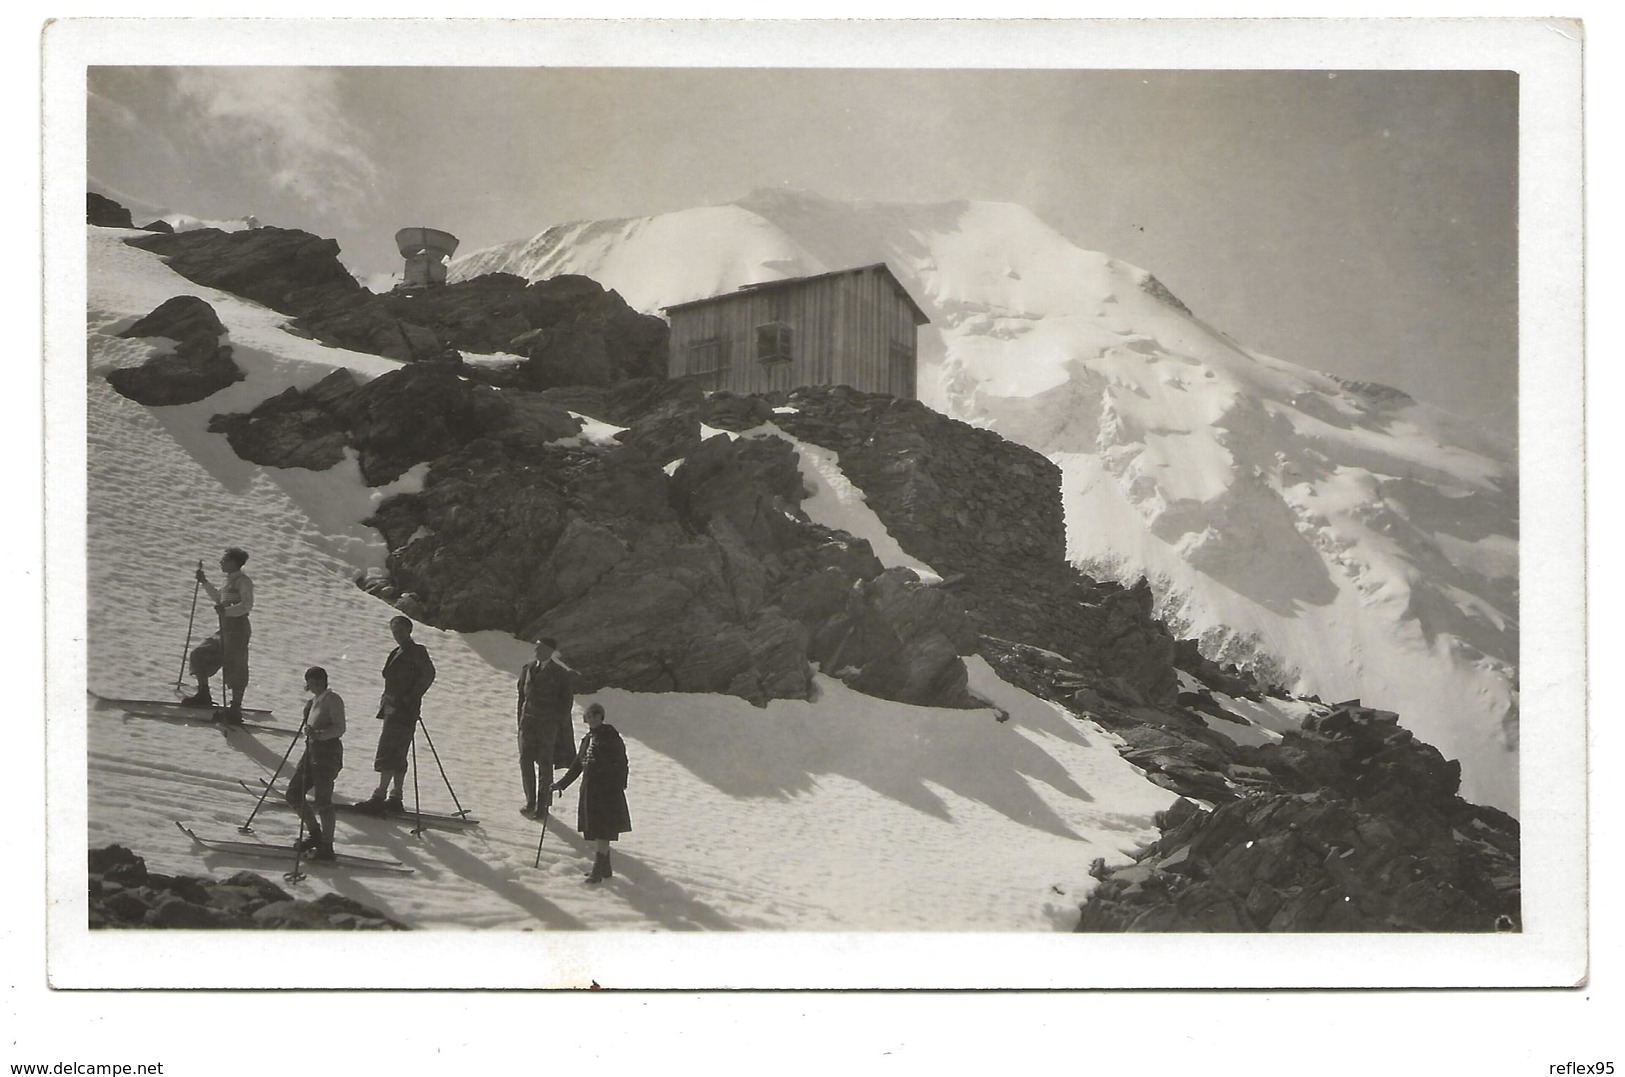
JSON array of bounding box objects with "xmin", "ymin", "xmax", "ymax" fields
[{"xmin": 87, "ymin": 66, "xmax": 1517, "ymax": 426}]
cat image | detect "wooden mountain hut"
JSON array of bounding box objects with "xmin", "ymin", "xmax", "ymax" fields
[{"xmin": 663, "ymin": 263, "xmax": 929, "ymax": 399}]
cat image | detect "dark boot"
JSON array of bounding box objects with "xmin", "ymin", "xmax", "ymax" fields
[
  {"xmin": 520, "ymin": 763, "xmax": 537, "ymax": 816},
  {"xmin": 296, "ymin": 832, "xmax": 322, "ymax": 853},
  {"xmin": 585, "ymin": 853, "xmax": 610, "ymax": 883},
  {"xmin": 383, "ymin": 794, "xmax": 405, "ymax": 815},
  {"xmin": 180, "ymin": 686, "xmax": 213, "ymax": 707},
  {"xmin": 311, "ymin": 808, "xmax": 337, "ymax": 860},
  {"xmin": 352, "ymin": 793, "xmax": 388, "ymax": 815}
]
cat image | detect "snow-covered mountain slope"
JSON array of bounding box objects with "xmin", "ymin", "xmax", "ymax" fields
[
  {"xmin": 451, "ymin": 189, "xmax": 1519, "ymax": 814},
  {"xmin": 84, "ymin": 225, "xmax": 1181, "ymax": 931}
]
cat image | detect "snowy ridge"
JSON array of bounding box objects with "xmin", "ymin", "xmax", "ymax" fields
[
  {"xmin": 451, "ymin": 188, "xmax": 1518, "ymax": 812},
  {"xmin": 86, "ymin": 226, "xmax": 1184, "ymax": 930}
]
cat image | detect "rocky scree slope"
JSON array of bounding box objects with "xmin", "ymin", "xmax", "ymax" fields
[{"xmin": 1077, "ymin": 703, "xmax": 1519, "ymax": 932}]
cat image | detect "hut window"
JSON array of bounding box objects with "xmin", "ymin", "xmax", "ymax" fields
[
  {"xmin": 756, "ymin": 322, "xmax": 793, "ymax": 363},
  {"xmin": 687, "ymin": 337, "xmax": 731, "ymax": 388}
]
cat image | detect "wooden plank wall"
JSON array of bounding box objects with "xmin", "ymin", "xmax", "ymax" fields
[{"xmin": 667, "ymin": 268, "xmax": 919, "ymax": 399}]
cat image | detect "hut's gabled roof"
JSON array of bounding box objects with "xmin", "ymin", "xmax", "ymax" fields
[{"xmin": 663, "ymin": 262, "xmax": 930, "ymax": 325}]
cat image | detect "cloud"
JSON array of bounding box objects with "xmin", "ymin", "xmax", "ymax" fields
[{"xmin": 170, "ymin": 68, "xmax": 381, "ymax": 220}]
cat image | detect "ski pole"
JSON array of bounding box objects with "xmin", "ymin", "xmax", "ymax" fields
[
  {"xmin": 533, "ymin": 803, "xmax": 547, "ymax": 869},
  {"xmin": 409, "ymin": 737, "xmax": 425, "ymax": 838},
  {"xmin": 285, "ymin": 814, "xmax": 307, "ymax": 884},
  {"xmin": 238, "ymin": 708, "xmax": 311, "ymax": 834},
  {"xmin": 416, "ymin": 717, "xmax": 468, "ymax": 818},
  {"xmin": 174, "ymin": 561, "xmax": 203, "ymax": 696}
]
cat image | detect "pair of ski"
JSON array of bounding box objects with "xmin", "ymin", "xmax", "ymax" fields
[
  {"xmin": 178, "ymin": 774, "xmax": 479, "ymax": 875},
  {"xmin": 238, "ymin": 779, "xmax": 480, "ymax": 831},
  {"xmin": 175, "ymin": 820, "xmax": 413, "ymax": 874},
  {"xmin": 93, "ymin": 695, "xmax": 293, "ymax": 738}
]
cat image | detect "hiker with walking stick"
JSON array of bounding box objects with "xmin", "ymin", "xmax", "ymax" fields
[
  {"xmin": 354, "ymin": 616, "xmax": 436, "ymax": 816},
  {"xmin": 552, "ymin": 703, "xmax": 631, "ymax": 884},
  {"xmin": 285, "ymin": 666, "xmax": 345, "ymax": 862},
  {"xmin": 189, "ymin": 547, "xmax": 254, "ymax": 720},
  {"xmin": 516, "ymin": 637, "xmax": 576, "ymax": 820}
]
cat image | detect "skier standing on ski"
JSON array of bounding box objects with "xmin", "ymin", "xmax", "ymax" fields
[
  {"xmin": 355, "ymin": 616, "xmax": 436, "ymax": 815},
  {"xmin": 552, "ymin": 702, "xmax": 631, "ymax": 883},
  {"xmin": 180, "ymin": 633, "xmax": 223, "ymax": 707},
  {"xmin": 193, "ymin": 548, "xmax": 253, "ymax": 719},
  {"xmin": 286, "ymin": 666, "xmax": 345, "ymax": 861},
  {"xmin": 516, "ymin": 637, "xmax": 576, "ymax": 818}
]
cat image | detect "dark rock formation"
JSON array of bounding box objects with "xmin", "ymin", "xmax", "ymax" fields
[
  {"xmin": 367, "ymin": 429, "xmax": 964, "ymax": 706},
  {"xmin": 381, "ymin": 274, "xmax": 669, "ymax": 390},
  {"xmin": 141, "ymin": 219, "xmax": 175, "ymax": 234},
  {"xmin": 122, "ymin": 227, "xmax": 669, "ymax": 379},
  {"xmin": 89, "ymin": 845, "xmax": 406, "ymax": 930},
  {"xmin": 503, "ymin": 275, "xmax": 669, "ymax": 389},
  {"xmin": 813, "ymin": 567, "xmax": 980, "ymax": 706},
  {"xmin": 124, "ymin": 226, "xmax": 456, "ymax": 364},
  {"xmin": 105, "ymin": 295, "xmax": 246, "ymax": 406},
  {"xmin": 752, "ymin": 386, "xmax": 1179, "ymax": 706},
  {"xmin": 1075, "ymin": 703, "xmax": 1520, "ymax": 932},
  {"xmin": 209, "ymin": 363, "xmax": 581, "ymax": 484},
  {"xmin": 127, "ymin": 226, "xmax": 365, "ymax": 314},
  {"xmin": 87, "ymin": 192, "xmax": 133, "ymax": 228}
]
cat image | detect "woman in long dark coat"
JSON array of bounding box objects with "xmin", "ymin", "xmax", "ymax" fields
[{"xmin": 552, "ymin": 703, "xmax": 631, "ymax": 883}]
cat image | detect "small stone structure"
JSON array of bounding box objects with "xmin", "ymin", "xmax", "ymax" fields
[{"xmin": 395, "ymin": 226, "xmax": 460, "ymax": 289}]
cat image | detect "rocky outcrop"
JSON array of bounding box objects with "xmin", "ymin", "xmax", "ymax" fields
[
  {"xmin": 105, "ymin": 295, "xmax": 246, "ymax": 406},
  {"xmin": 127, "ymin": 226, "xmax": 366, "ymax": 313},
  {"xmin": 1075, "ymin": 703, "xmax": 1520, "ymax": 931},
  {"xmin": 716, "ymin": 386, "xmax": 1180, "ymax": 707},
  {"xmin": 384, "ymin": 273, "xmax": 669, "ymax": 390},
  {"xmin": 208, "ymin": 363, "xmax": 581, "ymax": 484},
  {"xmin": 125, "ymin": 226, "xmax": 456, "ymax": 364},
  {"xmin": 366, "ymin": 427, "xmax": 969, "ymax": 706},
  {"xmin": 812, "ymin": 567, "xmax": 980, "ymax": 706},
  {"xmin": 88, "ymin": 192, "xmax": 133, "ymax": 228},
  {"xmin": 89, "ymin": 845, "xmax": 406, "ymax": 930},
  {"xmin": 207, "ymin": 365, "xmax": 965, "ymax": 705},
  {"xmin": 122, "ymin": 228, "xmax": 669, "ymax": 378}
]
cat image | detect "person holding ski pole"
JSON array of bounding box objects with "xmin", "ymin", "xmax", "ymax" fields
[
  {"xmin": 516, "ymin": 637, "xmax": 576, "ymax": 819},
  {"xmin": 285, "ymin": 666, "xmax": 346, "ymax": 862},
  {"xmin": 552, "ymin": 703, "xmax": 631, "ymax": 884},
  {"xmin": 354, "ymin": 616, "xmax": 436, "ymax": 815},
  {"xmin": 194, "ymin": 547, "xmax": 254, "ymax": 720}
]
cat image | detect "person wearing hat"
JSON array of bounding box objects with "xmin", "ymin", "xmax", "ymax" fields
[
  {"xmin": 516, "ymin": 637, "xmax": 577, "ymax": 818},
  {"xmin": 552, "ymin": 702, "xmax": 631, "ymax": 883}
]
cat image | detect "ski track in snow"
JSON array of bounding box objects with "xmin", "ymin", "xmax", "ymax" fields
[{"xmin": 84, "ymin": 227, "xmax": 1179, "ymax": 931}]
